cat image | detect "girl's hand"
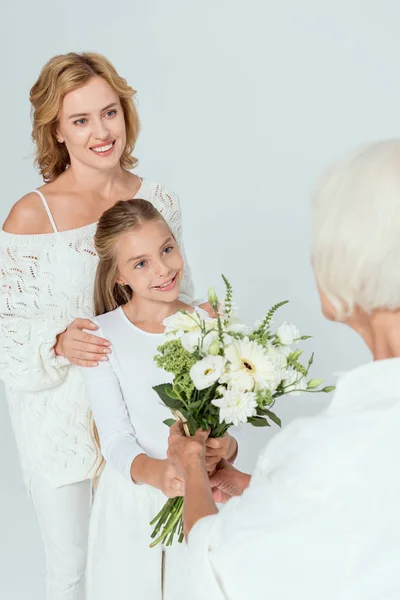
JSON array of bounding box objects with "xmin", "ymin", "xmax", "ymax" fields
[
  {"xmin": 205, "ymin": 433, "xmax": 238, "ymax": 473},
  {"xmin": 155, "ymin": 459, "xmax": 185, "ymax": 498},
  {"xmin": 54, "ymin": 318, "xmax": 111, "ymax": 367}
]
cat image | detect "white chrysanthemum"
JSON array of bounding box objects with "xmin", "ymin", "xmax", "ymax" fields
[
  {"xmin": 212, "ymin": 388, "xmax": 257, "ymax": 427},
  {"xmin": 190, "ymin": 355, "xmax": 226, "ymax": 391},
  {"xmin": 283, "ymin": 367, "xmax": 307, "ymax": 396},
  {"xmin": 277, "ymin": 322, "xmax": 300, "ymax": 346},
  {"xmin": 222, "ymin": 338, "xmax": 281, "ymax": 392}
]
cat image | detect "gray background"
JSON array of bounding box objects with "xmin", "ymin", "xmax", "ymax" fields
[{"xmin": 1, "ymin": 0, "xmax": 396, "ymax": 597}]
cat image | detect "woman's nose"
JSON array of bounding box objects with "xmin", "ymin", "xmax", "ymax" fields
[{"xmin": 92, "ymin": 118, "xmax": 110, "ymax": 140}]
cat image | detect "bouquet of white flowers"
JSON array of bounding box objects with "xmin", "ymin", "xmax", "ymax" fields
[{"xmin": 149, "ymin": 276, "xmax": 333, "ymax": 547}]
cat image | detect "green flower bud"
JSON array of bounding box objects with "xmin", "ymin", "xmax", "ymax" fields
[
  {"xmin": 208, "ymin": 340, "xmax": 220, "ymax": 355},
  {"xmin": 208, "ymin": 286, "xmax": 218, "ymax": 308},
  {"xmin": 322, "ymin": 386, "xmax": 335, "ymax": 393},
  {"xmin": 290, "ymin": 349, "xmax": 303, "ymax": 361},
  {"xmin": 307, "ymin": 378, "xmax": 324, "ymax": 389}
]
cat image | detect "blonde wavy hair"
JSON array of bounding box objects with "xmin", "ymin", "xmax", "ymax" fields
[
  {"xmin": 30, "ymin": 52, "xmax": 140, "ymax": 182},
  {"xmin": 91, "ymin": 199, "xmax": 167, "ymax": 481}
]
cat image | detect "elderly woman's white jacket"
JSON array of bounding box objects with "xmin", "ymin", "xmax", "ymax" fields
[{"xmin": 187, "ymin": 358, "xmax": 400, "ymax": 600}]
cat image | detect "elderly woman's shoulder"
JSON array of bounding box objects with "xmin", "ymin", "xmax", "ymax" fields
[{"xmin": 3, "ymin": 190, "xmax": 52, "ymax": 235}]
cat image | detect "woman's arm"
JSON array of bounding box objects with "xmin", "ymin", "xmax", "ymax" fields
[{"xmin": 0, "ymin": 235, "xmax": 71, "ymax": 391}]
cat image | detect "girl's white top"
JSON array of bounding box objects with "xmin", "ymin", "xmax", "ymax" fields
[
  {"xmin": 0, "ymin": 179, "xmax": 195, "ymax": 488},
  {"xmin": 80, "ymin": 306, "xmax": 209, "ymax": 481},
  {"xmin": 186, "ymin": 358, "xmax": 400, "ymax": 600}
]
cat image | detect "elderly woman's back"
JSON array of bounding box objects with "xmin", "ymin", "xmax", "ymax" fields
[
  {"xmin": 188, "ymin": 357, "xmax": 400, "ymax": 599},
  {"xmin": 168, "ymin": 140, "xmax": 400, "ymax": 600}
]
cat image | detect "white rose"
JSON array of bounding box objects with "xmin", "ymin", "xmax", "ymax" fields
[
  {"xmin": 163, "ymin": 310, "xmax": 202, "ymax": 337},
  {"xmin": 277, "ymin": 322, "xmax": 300, "ymax": 346},
  {"xmin": 190, "ymin": 355, "xmax": 226, "ymax": 391},
  {"xmin": 181, "ymin": 331, "xmax": 202, "ymax": 353},
  {"xmin": 265, "ymin": 342, "xmax": 288, "ymax": 369},
  {"xmin": 181, "ymin": 330, "xmax": 219, "ymax": 355}
]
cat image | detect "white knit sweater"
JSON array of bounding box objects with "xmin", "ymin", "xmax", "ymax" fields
[{"xmin": 0, "ymin": 179, "xmax": 195, "ymax": 488}]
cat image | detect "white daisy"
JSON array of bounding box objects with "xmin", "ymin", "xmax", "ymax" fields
[{"xmin": 222, "ymin": 338, "xmax": 281, "ymax": 392}]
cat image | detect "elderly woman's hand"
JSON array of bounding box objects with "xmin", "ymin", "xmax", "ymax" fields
[
  {"xmin": 167, "ymin": 422, "xmax": 210, "ymax": 477},
  {"xmin": 209, "ymin": 459, "xmax": 251, "ymax": 503}
]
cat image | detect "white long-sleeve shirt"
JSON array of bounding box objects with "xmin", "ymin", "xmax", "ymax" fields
[
  {"xmin": 186, "ymin": 358, "xmax": 400, "ymax": 600},
  {"xmin": 0, "ymin": 179, "xmax": 195, "ymax": 487},
  {"xmin": 80, "ymin": 306, "xmax": 209, "ymax": 480}
]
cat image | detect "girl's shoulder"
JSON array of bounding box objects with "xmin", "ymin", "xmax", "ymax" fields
[{"xmin": 93, "ymin": 307, "xmax": 122, "ymax": 331}]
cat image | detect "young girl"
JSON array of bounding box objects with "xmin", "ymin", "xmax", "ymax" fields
[{"xmin": 81, "ymin": 199, "xmax": 238, "ymax": 600}]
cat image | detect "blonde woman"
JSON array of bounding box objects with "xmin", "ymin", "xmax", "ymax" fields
[
  {"xmin": 80, "ymin": 199, "xmax": 238, "ymax": 599},
  {"xmin": 0, "ymin": 52, "xmax": 199, "ymax": 600}
]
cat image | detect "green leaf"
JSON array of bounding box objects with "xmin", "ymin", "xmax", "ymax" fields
[
  {"xmin": 248, "ymin": 416, "xmax": 271, "ymax": 427},
  {"xmin": 153, "ymin": 384, "xmax": 183, "ymax": 410},
  {"xmin": 163, "ymin": 418, "xmax": 176, "ymax": 428},
  {"xmin": 261, "ymin": 409, "xmax": 281, "ymax": 427},
  {"xmin": 186, "ymin": 414, "xmax": 200, "ymax": 435}
]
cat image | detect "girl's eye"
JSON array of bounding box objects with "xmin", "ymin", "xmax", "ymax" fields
[
  {"xmin": 163, "ymin": 246, "xmax": 173, "ymax": 255},
  {"xmin": 105, "ymin": 109, "xmax": 117, "ymax": 118},
  {"xmin": 135, "ymin": 260, "xmax": 146, "ymax": 270},
  {"xmin": 74, "ymin": 118, "xmax": 87, "ymax": 126}
]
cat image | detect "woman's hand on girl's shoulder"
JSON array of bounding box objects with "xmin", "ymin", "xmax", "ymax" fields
[
  {"xmin": 198, "ymin": 302, "xmax": 216, "ymax": 318},
  {"xmin": 3, "ymin": 192, "xmax": 51, "ymax": 235}
]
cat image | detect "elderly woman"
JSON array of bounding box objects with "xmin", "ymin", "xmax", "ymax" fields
[{"xmin": 167, "ymin": 140, "xmax": 400, "ymax": 600}]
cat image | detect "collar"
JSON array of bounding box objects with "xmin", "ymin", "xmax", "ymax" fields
[{"xmin": 328, "ymin": 357, "xmax": 400, "ymax": 413}]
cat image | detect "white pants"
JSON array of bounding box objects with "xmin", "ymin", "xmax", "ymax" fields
[
  {"xmin": 30, "ymin": 475, "xmax": 92, "ymax": 600},
  {"xmin": 87, "ymin": 465, "xmax": 187, "ymax": 600}
]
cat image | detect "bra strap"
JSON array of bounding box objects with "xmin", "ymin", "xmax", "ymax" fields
[{"xmin": 32, "ymin": 189, "xmax": 59, "ymax": 234}]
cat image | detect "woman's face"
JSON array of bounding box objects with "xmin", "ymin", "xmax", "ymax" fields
[
  {"xmin": 56, "ymin": 76, "xmax": 127, "ymax": 172},
  {"xmin": 115, "ymin": 220, "xmax": 184, "ymax": 303}
]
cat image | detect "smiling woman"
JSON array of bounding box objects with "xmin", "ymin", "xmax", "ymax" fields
[{"xmin": 0, "ymin": 52, "xmax": 196, "ymax": 600}]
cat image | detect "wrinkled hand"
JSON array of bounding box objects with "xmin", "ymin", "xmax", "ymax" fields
[
  {"xmin": 167, "ymin": 422, "xmax": 209, "ymax": 477},
  {"xmin": 205, "ymin": 434, "xmax": 238, "ymax": 473},
  {"xmin": 209, "ymin": 459, "xmax": 251, "ymax": 504},
  {"xmin": 156, "ymin": 459, "xmax": 185, "ymax": 498},
  {"xmin": 54, "ymin": 318, "xmax": 111, "ymax": 367}
]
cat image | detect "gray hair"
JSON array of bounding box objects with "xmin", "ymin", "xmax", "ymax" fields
[{"xmin": 311, "ymin": 139, "xmax": 400, "ymax": 317}]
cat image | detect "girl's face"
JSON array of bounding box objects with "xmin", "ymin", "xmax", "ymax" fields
[
  {"xmin": 115, "ymin": 220, "xmax": 184, "ymax": 303},
  {"xmin": 56, "ymin": 76, "xmax": 127, "ymax": 171}
]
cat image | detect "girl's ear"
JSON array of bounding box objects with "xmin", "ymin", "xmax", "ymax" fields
[{"xmin": 114, "ymin": 271, "xmax": 125, "ymax": 285}]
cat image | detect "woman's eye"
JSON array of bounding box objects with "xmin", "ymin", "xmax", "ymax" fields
[
  {"xmin": 105, "ymin": 110, "xmax": 117, "ymax": 118},
  {"xmin": 135, "ymin": 260, "xmax": 146, "ymax": 270},
  {"xmin": 163, "ymin": 246, "xmax": 173, "ymax": 255},
  {"xmin": 74, "ymin": 118, "xmax": 87, "ymax": 126}
]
